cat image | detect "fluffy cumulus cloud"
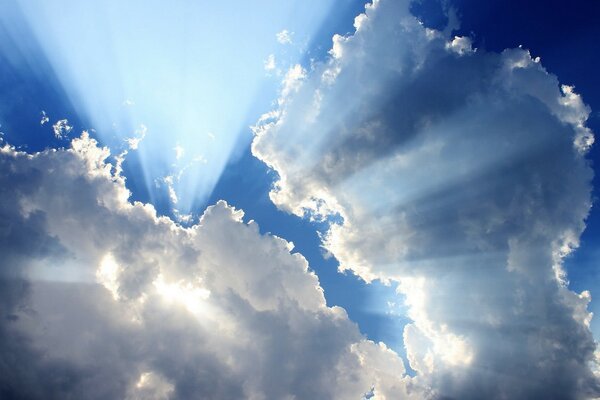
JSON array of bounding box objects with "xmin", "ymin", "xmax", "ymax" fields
[
  {"xmin": 0, "ymin": 134, "xmax": 424, "ymax": 399},
  {"xmin": 252, "ymin": 0, "xmax": 599, "ymax": 398}
]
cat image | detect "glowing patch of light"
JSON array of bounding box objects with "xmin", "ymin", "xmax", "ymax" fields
[
  {"xmin": 399, "ymin": 277, "xmax": 474, "ymax": 368},
  {"xmin": 436, "ymin": 329, "xmax": 474, "ymax": 367},
  {"xmin": 132, "ymin": 371, "xmax": 175, "ymax": 400},
  {"xmin": 96, "ymin": 253, "xmax": 120, "ymax": 300},
  {"xmin": 153, "ymin": 274, "xmax": 210, "ymax": 316}
]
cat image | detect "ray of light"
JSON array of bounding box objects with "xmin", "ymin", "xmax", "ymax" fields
[{"xmin": 0, "ymin": 0, "xmax": 349, "ymax": 217}]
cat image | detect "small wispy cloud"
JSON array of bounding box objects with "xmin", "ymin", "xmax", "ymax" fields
[
  {"xmin": 276, "ymin": 29, "xmax": 293, "ymax": 44},
  {"xmin": 126, "ymin": 124, "xmax": 147, "ymax": 150},
  {"xmin": 40, "ymin": 110, "xmax": 49, "ymax": 125},
  {"xmin": 173, "ymin": 209, "xmax": 194, "ymax": 225},
  {"xmin": 52, "ymin": 119, "xmax": 72, "ymax": 139},
  {"xmin": 264, "ymin": 54, "xmax": 276, "ymax": 72},
  {"xmin": 174, "ymin": 144, "xmax": 185, "ymax": 160},
  {"xmin": 163, "ymin": 174, "xmax": 178, "ymax": 204},
  {"xmin": 114, "ymin": 124, "xmax": 147, "ymax": 176},
  {"xmin": 159, "ymin": 151, "xmax": 207, "ymax": 207}
]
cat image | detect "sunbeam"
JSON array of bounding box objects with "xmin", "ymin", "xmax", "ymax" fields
[{"xmin": 0, "ymin": 0, "xmax": 352, "ymax": 218}]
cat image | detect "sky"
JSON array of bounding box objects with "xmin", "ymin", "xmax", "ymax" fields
[{"xmin": 0, "ymin": 0, "xmax": 599, "ymax": 399}]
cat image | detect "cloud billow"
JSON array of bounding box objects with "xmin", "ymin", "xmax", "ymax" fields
[
  {"xmin": 0, "ymin": 135, "xmax": 423, "ymax": 399},
  {"xmin": 252, "ymin": 0, "xmax": 599, "ymax": 398}
]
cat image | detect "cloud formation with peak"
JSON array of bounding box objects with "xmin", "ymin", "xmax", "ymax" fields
[
  {"xmin": 0, "ymin": 134, "xmax": 423, "ymax": 399},
  {"xmin": 252, "ymin": 0, "xmax": 599, "ymax": 397}
]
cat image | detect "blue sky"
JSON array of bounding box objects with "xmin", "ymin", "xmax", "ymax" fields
[{"xmin": 1, "ymin": 0, "xmax": 599, "ymax": 398}]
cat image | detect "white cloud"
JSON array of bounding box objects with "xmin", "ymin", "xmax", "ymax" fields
[
  {"xmin": 163, "ymin": 174, "xmax": 179, "ymax": 204},
  {"xmin": 52, "ymin": 118, "xmax": 73, "ymax": 139},
  {"xmin": 276, "ymin": 29, "xmax": 293, "ymax": 45},
  {"xmin": 252, "ymin": 0, "xmax": 599, "ymax": 397},
  {"xmin": 264, "ymin": 54, "xmax": 276, "ymax": 72},
  {"xmin": 445, "ymin": 35, "xmax": 473, "ymax": 55},
  {"xmin": 280, "ymin": 64, "xmax": 306, "ymax": 102},
  {"xmin": 126, "ymin": 124, "xmax": 147, "ymax": 150},
  {"xmin": 40, "ymin": 110, "xmax": 49, "ymax": 125},
  {"xmin": 174, "ymin": 144, "xmax": 185, "ymax": 160},
  {"xmin": 0, "ymin": 134, "xmax": 424, "ymax": 399},
  {"xmin": 115, "ymin": 124, "xmax": 147, "ymax": 177}
]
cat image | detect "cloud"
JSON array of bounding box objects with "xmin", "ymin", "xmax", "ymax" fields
[
  {"xmin": 173, "ymin": 144, "xmax": 185, "ymax": 160},
  {"xmin": 51, "ymin": 118, "xmax": 73, "ymax": 139},
  {"xmin": 252, "ymin": 0, "xmax": 599, "ymax": 397},
  {"xmin": 0, "ymin": 134, "xmax": 423, "ymax": 399},
  {"xmin": 276, "ymin": 29, "xmax": 293, "ymax": 45},
  {"xmin": 264, "ymin": 54, "xmax": 276, "ymax": 72},
  {"xmin": 40, "ymin": 110, "xmax": 49, "ymax": 125},
  {"xmin": 126, "ymin": 124, "xmax": 147, "ymax": 151}
]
